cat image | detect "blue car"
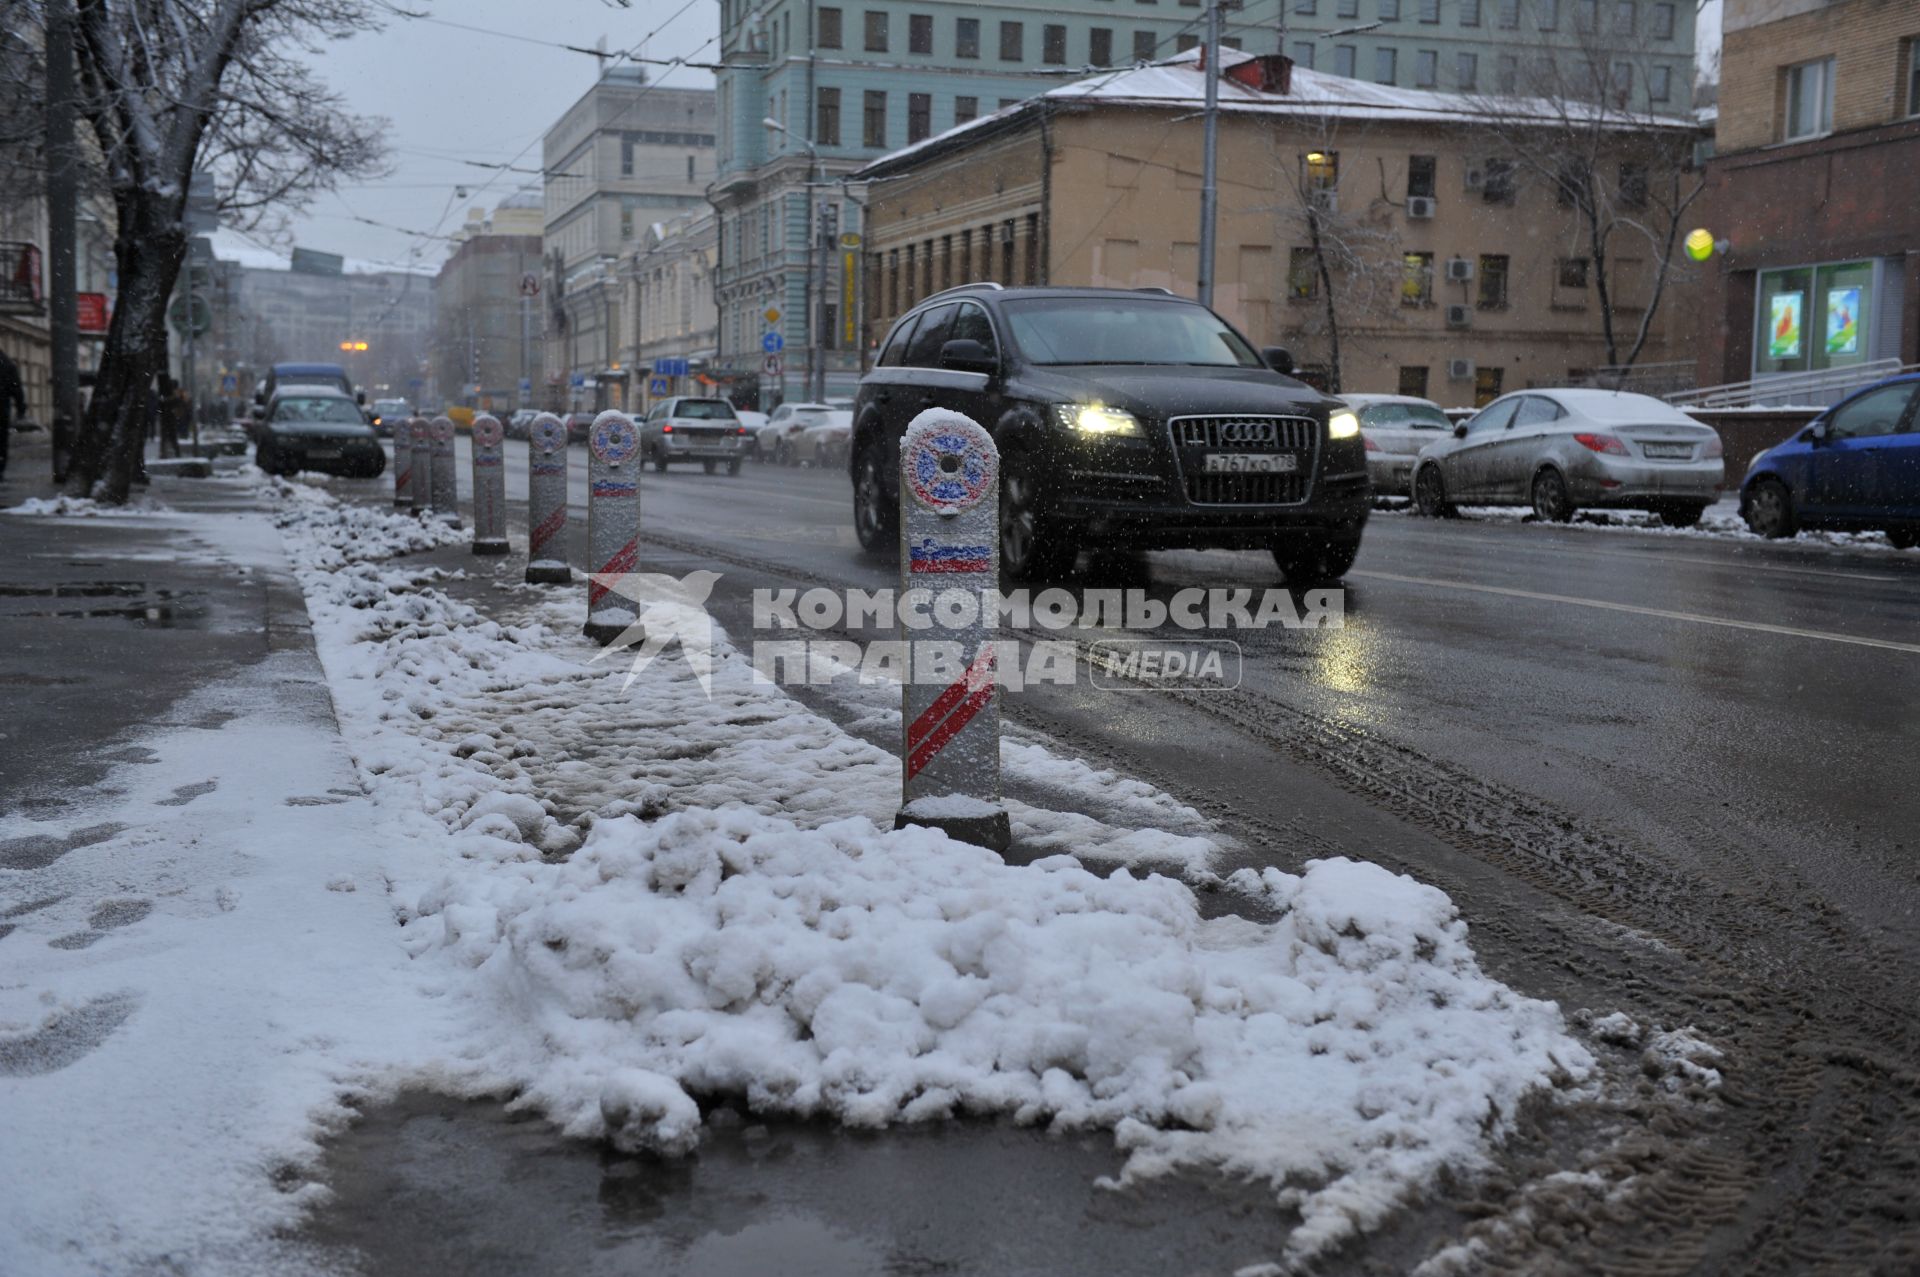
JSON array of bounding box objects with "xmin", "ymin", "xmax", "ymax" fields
[{"xmin": 1741, "ymin": 373, "xmax": 1920, "ymax": 548}]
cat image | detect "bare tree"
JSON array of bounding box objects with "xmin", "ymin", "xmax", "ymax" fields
[{"xmin": 57, "ymin": 0, "xmax": 386, "ymax": 502}]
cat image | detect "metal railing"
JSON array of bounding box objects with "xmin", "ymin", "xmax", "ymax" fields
[
  {"xmin": 1666, "ymin": 359, "xmax": 1918, "ymax": 410},
  {"xmin": 1569, "ymin": 361, "xmax": 1696, "ymax": 397}
]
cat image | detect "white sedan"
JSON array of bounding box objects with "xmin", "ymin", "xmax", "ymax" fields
[
  {"xmin": 1342, "ymin": 393, "xmax": 1453, "ymax": 497},
  {"xmin": 786, "ymin": 410, "xmax": 854, "ymax": 469},
  {"xmin": 757, "ymin": 402, "xmax": 838, "ymax": 464}
]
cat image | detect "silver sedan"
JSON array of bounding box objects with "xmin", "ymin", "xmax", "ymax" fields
[
  {"xmin": 1344, "ymin": 393, "xmax": 1454, "ymax": 497},
  {"xmin": 1411, "ymin": 389, "xmax": 1725, "ymax": 527}
]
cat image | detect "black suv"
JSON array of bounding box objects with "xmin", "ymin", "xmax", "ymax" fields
[{"xmin": 849, "ymin": 285, "xmax": 1369, "ymax": 581}]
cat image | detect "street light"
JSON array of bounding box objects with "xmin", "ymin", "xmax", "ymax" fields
[{"xmin": 763, "ymin": 116, "xmax": 826, "ymax": 403}]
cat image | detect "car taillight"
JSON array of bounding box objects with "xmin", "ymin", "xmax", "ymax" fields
[
  {"xmin": 1704, "ymin": 436, "xmax": 1724, "ymax": 458},
  {"xmin": 662, "ymin": 423, "xmax": 673, "ymax": 433},
  {"xmin": 1363, "ymin": 436, "xmax": 1379, "ymax": 452},
  {"xmin": 1574, "ymin": 432, "xmax": 1629, "ymax": 456},
  {"xmin": 737, "ymin": 425, "xmax": 749, "ymax": 434}
]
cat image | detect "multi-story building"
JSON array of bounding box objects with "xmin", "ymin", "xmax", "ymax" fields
[
  {"xmin": 0, "ymin": 187, "xmax": 116, "ymax": 430},
  {"xmin": 431, "ymin": 195, "xmax": 546, "ymax": 414},
  {"xmin": 541, "ymin": 65, "xmax": 716, "ymax": 412},
  {"xmin": 627, "ymin": 210, "xmax": 719, "ymax": 410},
  {"xmin": 1692, "ymin": 0, "xmax": 1920, "ymax": 395},
  {"xmin": 227, "ymin": 255, "xmax": 434, "ymax": 399},
  {"xmin": 854, "ymin": 53, "xmax": 1704, "ymax": 402}
]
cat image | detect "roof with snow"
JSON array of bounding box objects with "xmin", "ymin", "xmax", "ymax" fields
[{"xmin": 857, "ymin": 49, "xmax": 1702, "ymax": 180}]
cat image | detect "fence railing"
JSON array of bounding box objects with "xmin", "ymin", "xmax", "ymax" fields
[
  {"xmin": 1666, "ymin": 359, "xmax": 1917, "ymax": 410},
  {"xmin": 1569, "ymin": 361, "xmax": 1697, "ymax": 397}
]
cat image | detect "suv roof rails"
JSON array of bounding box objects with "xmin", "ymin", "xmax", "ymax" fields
[
  {"xmin": 1133, "ymin": 286, "xmax": 1175, "ymax": 295},
  {"xmin": 920, "ymin": 281, "xmax": 1006, "ymax": 304}
]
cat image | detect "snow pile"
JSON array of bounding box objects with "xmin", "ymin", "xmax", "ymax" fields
[
  {"xmin": 258, "ymin": 475, "xmax": 466, "ymax": 568},
  {"xmin": 3, "ymin": 494, "xmax": 173, "ymax": 517},
  {"xmin": 258, "ymin": 480, "xmax": 1595, "ymax": 1261},
  {"xmin": 1381, "ymin": 500, "xmax": 1913, "ymax": 553}
]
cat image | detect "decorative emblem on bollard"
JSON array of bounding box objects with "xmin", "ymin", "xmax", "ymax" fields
[
  {"xmin": 525, "ymin": 413, "xmax": 572, "ymax": 585},
  {"xmin": 408, "ymin": 416, "xmax": 431, "ymax": 516},
  {"xmin": 583, "ymin": 410, "xmax": 643, "ymax": 646},
  {"xmin": 469, "ymin": 413, "xmax": 509, "ymax": 555},
  {"xmin": 893, "ymin": 409, "xmax": 1010, "ymax": 854},
  {"xmin": 392, "ymin": 416, "xmax": 413, "ymax": 508},
  {"xmin": 427, "ymin": 415, "xmax": 459, "ymax": 527}
]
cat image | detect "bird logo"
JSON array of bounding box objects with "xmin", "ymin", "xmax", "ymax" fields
[{"xmin": 585, "ymin": 569, "xmax": 724, "ymax": 695}]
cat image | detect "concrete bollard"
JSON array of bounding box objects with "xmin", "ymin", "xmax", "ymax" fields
[
  {"xmin": 583, "ymin": 409, "xmax": 643, "ymax": 646},
  {"xmin": 525, "ymin": 412, "xmax": 572, "ymax": 585},
  {"xmin": 408, "ymin": 416, "xmax": 431, "ymax": 516},
  {"xmin": 392, "ymin": 416, "xmax": 413, "ymax": 508},
  {"xmin": 428, "ymin": 414, "xmax": 459, "ymax": 526},
  {"xmin": 892, "ymin": 409, "xmax": 1010, "ymax": 854},
  {"xmin": 469, "ymin": 413, "xmax": 509, "ymax": 555}
]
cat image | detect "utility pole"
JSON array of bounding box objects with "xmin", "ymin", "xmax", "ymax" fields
[
  {"xmin": 1197, "ymin": 0, "xmax": 1221, "ymax": 308},
  {"xmin": 45, "ymin": 0, "xmax": 79, "ymax": 481}
]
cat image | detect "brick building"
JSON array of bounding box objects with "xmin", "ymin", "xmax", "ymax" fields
[{"xmin": 1693, "ymin": 0, "xmax": 1920, "ymax": 394}]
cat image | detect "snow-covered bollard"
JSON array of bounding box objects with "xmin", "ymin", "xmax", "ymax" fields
[
  {"xmin": 583, "ymin": 409, "xmax": 643, "ymax": 646},
  {"xmin": 408, "ymin": 416, "xmax": 431, "ymax": 516},
  {"xmin": 392, "ymin": 416, "xmax": 413, "ymax": 508},
  {"xmin": 427, "ymin": 415, "xmax": 460, "ymax": 527},
  {"xmin": 525, "ymin": 412, "xmax": 572, "ymax": 585},
  {"xmin": 469, "ymin": 413, "xmax": 509, "ymax": 555},
  {"xmin": 892, "ymin": 409, "xmax": 1010, "ymax": 854}
]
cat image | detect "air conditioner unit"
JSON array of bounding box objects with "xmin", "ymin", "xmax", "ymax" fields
[
  {"xmin": 1448, "ymin": 357, "xmax": 1477, "ymax": 380},
  {"xmin": 1406, "ymin": 195, "xmax": 1436, "ymax": 219},
  {"xmin": 1463, "ymin": 165, "xmax": 1486, "ymax": 190},
  {"xmin": 1446, "ymin": 304, "xmax": 1473, "ymax": 328},
  {"xmin": 1445, "ymin": 257, "xmax": 1475, "ymax": 282}
]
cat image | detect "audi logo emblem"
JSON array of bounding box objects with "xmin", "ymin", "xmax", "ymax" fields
[{"xmin": 1216, "ymin": 422, "xmax": 1275, "ymax": 444}]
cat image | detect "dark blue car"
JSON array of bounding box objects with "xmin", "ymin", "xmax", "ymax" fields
[{"xmin": 1741, "ymin": 373, "xmax": 1920, "ymax": 548}]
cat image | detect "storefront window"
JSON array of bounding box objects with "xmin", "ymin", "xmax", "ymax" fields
[{"xmin": 1754, "ymin": 260, "xmax": 1873, "ymax": 376}]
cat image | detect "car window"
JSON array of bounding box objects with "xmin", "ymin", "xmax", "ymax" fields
[
  {"xmin": 1467, "ymin": 399, "xmax": 1521, "ymax": 434},
  {"xmin": 878, "ymin": 314, "xmax": 921, "ymax": 367},
  {"xmin": 1827, "ymin": 383, "xmax": 1917, "ymax": 440},
  {"xmin": 647, "ymin": 403, "xmax": 667, "ymax": 421},
  {"xmin": 1000, "ymin": 297, "xmax": 1262, "ymax": 367},
  {"xmin": 1359, "ymin": 401, "xmax": 1449, "ymax": 429},
  {"xmin": 273, "ymin": 397, "xmax": 362, "ymax": 424},
  {"xmin": 1513, "ymin": 396, "xmax": 1564, "ymax": 427},
  {"xmin": 948, "ymin": 302, "xmax": 998, "ymax": 362},
  {"xmin": 670, "ymin": 399, "xmax": 737, "ymax": 420},
  {"xmin": 903, "ymin": 303, "xmax": 960, "ymax": 366}
]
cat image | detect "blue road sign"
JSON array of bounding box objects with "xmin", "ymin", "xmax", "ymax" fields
[
  {"xmin": 519, "ymin": 377, "xmax": 532, "ymax": 394},
  {"xmin": 649, "ymin": 377, "xmax": 669, "ymax": 396},
  {"xmin": 655, "ymin": 357, "xmax": 689, "ymax": 377},
  {"xmin": 761, "ymin": 332, "xmax": 784, "ymax": 354}
]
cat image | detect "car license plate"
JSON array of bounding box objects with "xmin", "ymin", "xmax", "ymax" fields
[
  {"xmin": 307, "ymin": 449, "xmax": 343, "ymax": 460},
  {"xmin": 1203, "ymin": 452, "xmax": 1297, "ymax": 474},
  {"xmin": 1642, "ymin": 443, "xmax": 1692, "ymax": 459}
]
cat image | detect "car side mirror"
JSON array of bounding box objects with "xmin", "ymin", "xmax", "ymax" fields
[
  {"xmin": 1261, "ymin": 346, "xmax": 1294, "ymax": 374},
  {"xmin": 1806, "ymin": 420, "xmax": 1829, "ymax": 443},
  {"xmin": 1453, "ymin": 422, "xmax": 1468, "ymax": 438},
  {"xmin": 939, "ymin": 338, "xmax": 996, "ymax": 373},
  {"xmin": 355, "ymin": 390, "xmax": 366, "ymax": 405}
]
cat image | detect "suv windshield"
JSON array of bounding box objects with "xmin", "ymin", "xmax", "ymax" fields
[
  {"xmin": 1360, "ymin": 402, "xmax": 1450, "ymax": 429},
  {"xmin": 273, "ymin": 397, "xmax": 363, "ymax": 424},
  {"xmin": 1001, "ymin": 298, "xmax": 1262, "ymax": 368},
  {"xmin": 671, "ymin": 400, "xmax": 737, "ymax": 420}
]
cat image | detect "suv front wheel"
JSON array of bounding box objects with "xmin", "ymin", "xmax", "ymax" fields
[
  {"xmin": 852, "ymin": 442, "xmax": 897, "ymax": 552},
  {"xmin": 1000, "ymin": 448, "xmax": 1079, "ymax": 582}
]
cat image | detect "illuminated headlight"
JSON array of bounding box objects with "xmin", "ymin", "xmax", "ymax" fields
[
  {"xmin": 1053, "ymin": 403, "xmax": 1142, "ymax": 437},
  {"xmin": 1328, "ymin": 410, "xmax": 1361, "ymax": 440}
]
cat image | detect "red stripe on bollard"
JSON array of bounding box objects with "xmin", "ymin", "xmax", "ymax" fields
[
  {"xmin": 529, "ymin": 504, "xmax": 567, "ymax": 560},
  {"xmin": 587, "ymin": 538, "xmax": 638, "ymax": 606},
  {"xmin": 907, "ymin": 674, "xmax": 995, "ymax": 779},
  {"xmin": 906, "ymin": 644, "xmax": 996, "ymax": 751}
]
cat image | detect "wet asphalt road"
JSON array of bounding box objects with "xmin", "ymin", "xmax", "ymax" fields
[{"xmin": 305, "ymin": 443, "xmax": 1920, "ymax": 1275}]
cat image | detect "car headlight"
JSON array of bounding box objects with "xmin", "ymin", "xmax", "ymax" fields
[
  {"xmin": 1328, "ymin": 410, "xmax": 1360, "ymax": 440},
  {"xmin": 1052, "ymin": 403, "xmax": 1142, "ymax": 437}
]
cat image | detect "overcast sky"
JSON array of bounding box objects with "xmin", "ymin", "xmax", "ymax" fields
[{"xmin": 274, "ymin": 0, "xmax": 718, "ymax": 272}]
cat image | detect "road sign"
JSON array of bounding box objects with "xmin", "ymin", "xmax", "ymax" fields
[
  {"xmin": 762, "ymin": 331, "xmax": 784, "ymax": 354},
  {"xmin": 220, "ymin": 372, "xmax": 237, "ymax": 395},
  {"xmin": 649, "ymin": 377, "xmax": 669, "ymax": 396},
  {"xmin": 519, "ymin": 376, "xmax": 532, "ymax": 394},
  {"xmin": 168, "ymin": 292, "xmax": 210, "ymax": 337},
  {"xmin": 76, "ymin": 292, "xmax": 109, "ymax": 335},
  {"xmin": 655, "ymin": 357, "xmax": 689, "ymax": 377},
  {"xmin": 763, "ymin": 307, "xmax": 781, "ymax": 324},
  {"xmin": 763, "ymin": 355, "xmax": 782, "ymax": 377},
  {"xmin": 520, "ymin": 272, "xmax": 541, "ymax": 297}
]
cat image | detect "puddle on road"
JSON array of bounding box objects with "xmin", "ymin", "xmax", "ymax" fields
[
  {"xmin": 300, "ymin": 1092, "xmax": 1301, "ymax": 1277},
  {"xmin": 0, "ymin": 583, "xmax": 205, "ymax": 626}
]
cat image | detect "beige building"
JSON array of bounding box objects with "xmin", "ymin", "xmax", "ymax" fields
[
  {"xmin": 626, "ymin": 210, "xmax": 718, "ymax": 412},
  {"xmin": 856, "ymin": 53, "xmax": 1705, "ymax": 405}
]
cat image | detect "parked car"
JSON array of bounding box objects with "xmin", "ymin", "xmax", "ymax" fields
[
  {"xmin": 255, "ymin": 387, "xmax": 386, "ymax": 478},
  {"xmin": 850, "ymin": 284, "xmax": 1369, "ymax": 582},
  {"xmin": 368, "ymin": 398, "xmax": 409, "ymax": 437},
  {"xmin": 640, "ymin": 396, "xmax": 750, "ymax": 473},
  {"xmin": 196, "ymin": 421, "xmax": 251, "ymax": 457},
  {"xmin": 254, "ymin": 361, "xmax": 356, "ymax": 413},
  {"xmin": 787, "ymin": 409, "xmax": 854, "ymax": 468},
  {"xmin": 1740, "ymin": 373, "xmax": 1920, "ymax": 547},
  {"xmin": 562, "ymin": 412, "xmax": 596, "ymax": 444},
  {"xmin": 505, "ymin": 409, "xmax": 538, "ymax": 441},
  {"xmin": 758, "ymin": 402, "xmax": 837, "ymax": 463},
  {"xmin": 1411, "ymin": 389, "xmax": 1724, "ymax": 526},
  {"xmin": 1342, "ymin": 393, "xmax": 1452, "ymax": 497}
]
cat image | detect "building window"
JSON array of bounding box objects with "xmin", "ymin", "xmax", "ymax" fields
[
  {"xmin": 1456, "ymin": 51, "xmax": 1478, "ymax": 88},
  {"xmin": 818, "ymin": 6, "xmax": 843, "ymax": 48},
  {"xmin": 1613, "ymin": 0, "xmax": 1634, "ymax": 34},
  {"xmin": 863, "ymin": 90, "xmax": 887, "ymax": 147},
  {"xmin": 1133, "ymin": 29, "xmax": 1157, "ymax": 60},
  {"xmin": 1619, "ymin": 162, "xmax": 1648, "ymax": 208},
  {"xmin": 1536, "ymin": 0, "xmax": 1557, "ymax": 27},
  {"xmin": 865, "ymin": 9, "xmax": 888, "ymax": 51},
  {"xmin": 816, "ymin": 87, "xmax": 842, "ymax": 147},
  {"xmin": 1477, "ymin": 254, "xmax": 1509, "ymax": 308},
  {"xmin": 1177, "ymin": 33, "xmax": 1199, "ymax": 52},
  {"xmin": 1420, "ymin": 0, "xmax": 1440, "ymax": 21},
  {"xmin": 1408, "ymin": 154, "xmax": 1436, "ymax": 197},
  {"xmin": 1376, "ymin": 47, "xmax": 1398, "ymax": 83},
  {"xmin": 1496, "ymin": 52, "xmax": 1517, "ymax": 91},
  {"xmin": 1296, "ymin": 0, "xmax": 1318, "ymax": 11},
  {"xmin": 1651, "ymin": 0, "xmax": 1673, "ymax": 37},
  {"xmin": 909, "ymin": 13, "xmax": 933, "ymax": 53},
  {"xmin": 1483, "ymin": 157, "xmax": 1516, "ymax": 203},
  {"xmin": 1399, "ymin": 365, "xmax": 1429, "ymax": 396},
  {"xmin": 1000, "ymin": 20, "xmax": 1024, "ymax": 61},
  {"xmin": 1474, "ymin": 365, "xmax": 1503, "ymax": 406},
  {"xmin": 1461, "ymin": 0, "xmax": 1481, "ymax": 25},
  {"xmin": 1784, "ymin": 58, "xmax": 1834, "ymax": 140},
  {"xmin": 1305, "ymin": 149, "xmax": 1340, "ymax": 191},
  {"xmin": 956, "ymin": 17, "xmax": 980, "ymax": 58},
  {"xmin": 1611, "ymin": 61, "xmax": 1633, "ymax": 100},
  {"xmin": 1754, "ymin": 260, "xmax": 1875, "ymax": 375},
  {"xmin": 1044, "ymin": 24, "xmax": 1067, "ymax": 63},
  {"xmin": 1337, "ymin": 0, "xmax": 1358, "ymax": 16},
  {"xmin": 955, "ymin": 95, "xmax": 979, "ymax": 125},
  {"xmin": 1289, "ymin": 247, "xmax": 1319, "ymax": 299},
  {"xmin": 1576, "ymin": 0, "xmax": 1596, "ymax": 28},
  {"xmin": 1380, "ymin": 0, "xmax": 1401, "ymax": 20},
  {"xmin": 1292, "ymin": 40, "xmax": 1316, "ymax": 68},
  {"xmin": 1091, "ymin": 27, "xmax": 1114, "ymax": 64},
  {"xmin": 1334, "ymin": 44, "xmax": 1357, "ymax": 77},
  {"xmin": 621, "ymin": 206, "xmax": 633, "ymax": 239},
  {"xmin": 907, "ymin": 92, "xmax": 932, "ymax": 142},
  {"xmin": 1402, "ymin": 252, "xmax": 1434, "ymax": 306},
  {"xmin": 1649, "ymin": 64, "xmax": 1672, "ymax": 102},
  {"xmin": 1557, "ymin": 257, "xmax": 1589, "ymax": 289},
  {"xmin": 1498, "ymin": 0, "xmax": 1518, "ymax": 28},
  {"xmin": 1415, "ymin": 48, "xmax": 1438, "ymax": 86}
]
